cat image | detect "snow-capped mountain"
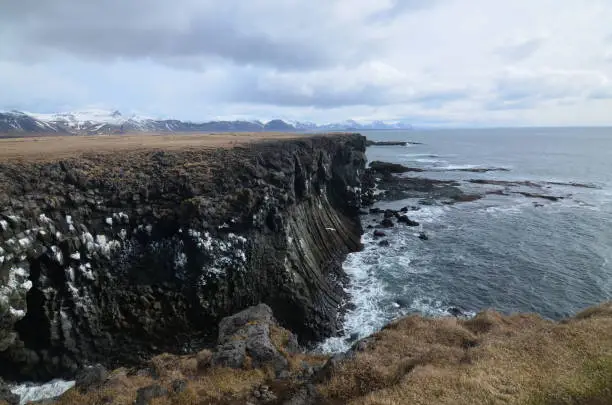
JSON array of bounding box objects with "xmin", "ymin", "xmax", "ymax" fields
[{"xmin": 0, "ymin": 110, "xmax": 412, "ymax": 136}]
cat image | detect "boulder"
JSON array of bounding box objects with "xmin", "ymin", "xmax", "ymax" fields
[
  {"xmin": 447, "ymin": 307, "xmax": 464, "ymax": 317},
  {"xmin": 135, "ymin": 384, "xmax": 168, "ymax": 405},
  {"xmin": 380, "ymin": 218, "xmax": 394, "ymax": 228},
  {"xmin": 394, "ymin": 298, "xmax": 411, "ymax": 308},
  {"xmin": 373, "ymin": 230, "xmax": 386, "ymax": 238},
  {"xmin": 75, "ymin": 364, "xmax": 108, "ymax": 393},
  {"xmin": 378, "ymin": 240, "xmax": 390, "ymax": 247},
  {"xmin": 418, "ymin": 232, "xmax": 429, "ymax": 241},
  {"xmin": 0, "ymin": 380, "xmax": 19, "ymax": 405},
  {"xmin": 212, "ymin": 304, "xmax": 293, "ymax": 373},
  {"xmin": 282, "ymin": 384, "xmax": 319, "ymax": 405},
  {"xmin": 171, "ymin": 379, "xmax": 187, "ymax": 394},
  {"xmin": 397, "ymin": 215, "xmax": 420, "ymax": 227},
  {"xmin": 383, "ymin": 209, "xmax": 397, "ymax": 219}
]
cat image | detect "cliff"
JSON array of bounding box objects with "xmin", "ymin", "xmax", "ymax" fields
[{"xmin": 0, "ymin": 133, "xmax": 366, "ymax": 381}]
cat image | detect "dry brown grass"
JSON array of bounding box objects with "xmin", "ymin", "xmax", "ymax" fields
[
  {"xmin": 50, "ymin": 303, "xmax": 612, "ymax": 405},
  {"xmin": 0, "ymin": 132, "xmax": 312, "ymax": 163},
  {"xmin": 320, "ymin": 302, "xmax": 612, "ymax": 405},
  {"xmin": 54, "ymin": 350, "xmax": 272, "ymax": 405}
]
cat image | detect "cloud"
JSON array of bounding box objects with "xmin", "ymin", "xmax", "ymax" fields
[
  {"xmin": 495, "ymin": 38, "xmax": 544, "ymax": 62},
  {"xmin": 369, "ymin": 0, "xmax": 443, "ymax": 21},
  {"xmin": 0, "ymin": 0, "xmax": 390, "ymax": 70},
  {"xmin": 2, "ymin": 0, "xmax": 612, "ymax": 126},
  {"xmin": 488, "ymin": 68, "xmax": 612, "ymax": 111}
]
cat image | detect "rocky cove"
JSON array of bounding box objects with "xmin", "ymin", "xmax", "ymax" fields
[{"xmin": 0, "ymin": 134, "xmax": 366, "ymax": 382}]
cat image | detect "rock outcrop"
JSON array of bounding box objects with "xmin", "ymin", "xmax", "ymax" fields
[
  {"xmin": 211, "ymin": 303, "xmax": 297, "ymax": 373},
  {"xmin": 0, "ymin": 134, "xmax": 366, "ymax": 380}
]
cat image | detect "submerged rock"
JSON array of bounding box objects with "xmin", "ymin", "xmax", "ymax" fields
[
  {"xmin": 447, "ymin": 307, "xmax": 464, "ymax": 317},
  {"xmin": 418, "ymin": 232, "xmax": 429, "ymax": 241},
  {"xmin": 517, "ymin": 192, "xmax": 563, "ymax": 202},
  {"xmin": 397, "ymin": 215, "xmax": 420, "ymax": 227},
  {"xmin": 369, "ymin": 161, "xmax": 424, "ymax": 174},
  {"xmin": 380, "ymin": 218, "xmax": 395, "ymax": 228}
]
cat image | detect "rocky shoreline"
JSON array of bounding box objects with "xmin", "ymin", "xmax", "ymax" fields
[{"xmin": 1, "ymin": 134, "xmax": 611, "ymax": 404}]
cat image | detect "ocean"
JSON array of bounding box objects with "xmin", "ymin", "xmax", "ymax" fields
[{"xmin": 321, "ymin": 127, "xmax": 612, "ymax": 352}]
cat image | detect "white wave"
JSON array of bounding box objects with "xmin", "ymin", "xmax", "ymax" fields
[
  {"xmin": 416, "ymin": 158, "xmax": 445, "ymax": 164},
  {"xmin": 433, "ymin": 164, "xmax": 481, "ymax": 170},
  {"xmin": 400, "ymin": 153, "xmax": 442, "ymax": 159},
  {"xmin": 409, "ymin": 205, "xmax": 450, "ymax": 223},
  {"xmin": 407, "ymin": 297, "xmax": 477, "ymax": 318},
  {"xmin": 11, "ymin": 379, "xmax": 75, "ymax": 405},
  {"xmin": 408, "ymin": 297, "xmax": 449, "ymax": 317},
  {"xmin": 318, "ymin": 243, "xmax": 391, "ymax": 353}
]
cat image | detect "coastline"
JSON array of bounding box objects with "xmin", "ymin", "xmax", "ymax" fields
[{"xmin": 0, "ymin": 133, "xmax": 611, "ymax": 404}]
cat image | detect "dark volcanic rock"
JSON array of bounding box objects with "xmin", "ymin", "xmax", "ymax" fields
[
  {"xmin": 380, "ymin": 218, "xmax": 394, "ymax": 228},
  {"xmin": 383, "ymin": 209, "xmax": 397, "ymax": 219},
  {"xmin": 369, "ymin": 161, "xmax": 423, "ymax": 174},
  {"xmin": 447, "ymin": 307, "xmax": 464, "ymax": 317},
  {"xmin": 171, "ymin": 379, "xmax": 187, "ymax": 394},
  {"xmin": 0, "ymin": 134, "xmax": 366, "ymax": 381},
  {"xmin": 365, "ymin": 141, "xmax": 407, "ymax": 147},
  {"xmin": 378, "ymin": 240, "xmax": 390, "ymax": 247},
  {"xmin": 373, "ymin": 230, "xmax": 386, "ymax": 238},
  {"xmin": 0, "ymin": 380, "xmax": 19, "ymax": 405},
  {"xmin": 517, "ymin": 192, "xmax": 563, "ymax": 202},
  {"xmin": 360, "ymin": 162, "xmax": 477, "ymax": 204},
  {"xmin": 397, "ymin": 215, "xmax": 419, "ymax": 227},
  {"xmin": 212, "ymin": 304, "xmax": 292, "ymax": 372},
  {"xmin": 75, "ymin": 364, "xmax": 108, "ymax": 392},
  {"xmin": 135, "ymin": 384, "xmax": 168, "ymax": 405},
  {"xmin": 418, "ymin": 232, "xmax": 429, "ymax": 241}
]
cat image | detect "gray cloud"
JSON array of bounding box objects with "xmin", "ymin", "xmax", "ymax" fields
[
  {"xmin": 2, "ymin": 0, "xmax": 612, "ymax": 125},
  {"xmin": 495, "ymin": 38, "xmax": 543, "ymax": 62},
  {"xmin": 229, "ymin": 71, "xmax": 469, "ymax": 109},
  {"xmin": 369, "ymin": 0, "xmax": 443, "ymax": 21},
  {"xmin": 0, "ymin": 0, "xmax": 385, "ymax": 70}
]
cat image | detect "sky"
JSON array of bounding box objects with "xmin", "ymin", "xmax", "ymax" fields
[{"xmin": 1, "ymin": 0, "xmax": 612, "ymax": 126}]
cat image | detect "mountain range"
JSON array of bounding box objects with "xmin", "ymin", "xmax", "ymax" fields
[{"xmin": 0, "ymin": 110, "xmax": 412, "ymax": 136}]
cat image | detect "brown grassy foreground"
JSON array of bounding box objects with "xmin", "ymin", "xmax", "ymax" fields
[
  {"xmin": 322, "ymin": 302, "xmax": 612, "ymax": 405},
  {"xmin": 0, "ymin": 132, "xmax": 310, "ymax": 162},
  {"xmin": 29, "ymin": 302, "xmax": 610, "ymax": 405}
]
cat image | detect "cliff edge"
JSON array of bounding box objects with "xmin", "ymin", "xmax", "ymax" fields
[{"xmin": 0, "ymin": 133, "xmax": 366, "ymax": 380}]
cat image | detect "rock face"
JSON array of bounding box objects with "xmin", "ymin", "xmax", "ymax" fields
[
  {"xmin": 0, "ymin": 134, "xmax": 366, "ymax": 380},
  {"xmin": 212, "ymin": 304, "xmax": 296, "ymax": 373}
]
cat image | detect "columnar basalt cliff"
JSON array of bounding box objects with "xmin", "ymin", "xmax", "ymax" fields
[{"xmin": 0, "ymin": 134, "xmax": 366, "ymax": 381}]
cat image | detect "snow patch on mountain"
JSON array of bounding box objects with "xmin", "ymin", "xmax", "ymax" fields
[{"xmin": 1, "ymin": 109, "xmax": 413, "ymax": 135}]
